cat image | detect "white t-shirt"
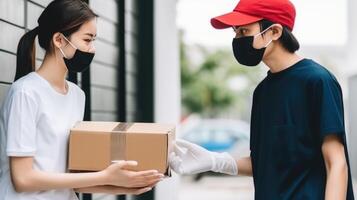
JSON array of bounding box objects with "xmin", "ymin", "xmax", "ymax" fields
[{"xmin": 0, "ymin": 72, "xmax": 85, "ymax": 200}]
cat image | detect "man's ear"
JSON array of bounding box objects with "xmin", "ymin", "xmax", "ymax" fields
[
  {"xmin": 52, "ymin": 32, "xmax": 65, "ymax": 49},
  {"xmin": 271, "ymin": 24, "xmax": 283, "ymax": 41}
]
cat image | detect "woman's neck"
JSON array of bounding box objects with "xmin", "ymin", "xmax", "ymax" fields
[
  {"xmin": 263, "ymin": 47, "xmax": 303, "ymax": 73},
  {"xmin": 36, "ymin": 52, "xmax": 69, "ymax": 94}
]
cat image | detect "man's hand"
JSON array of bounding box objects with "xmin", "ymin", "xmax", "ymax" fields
[{"xmin": 169, "ymin": 139, "xmax": 238, "ymax": 175}]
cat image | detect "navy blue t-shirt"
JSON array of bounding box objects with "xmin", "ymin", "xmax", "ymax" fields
[{"xmin": 250, "ymin": 59, "xmax": 354, "ymax": 200}]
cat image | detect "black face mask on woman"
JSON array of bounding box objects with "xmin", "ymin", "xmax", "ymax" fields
[
  {"xmin": 59, "ymin": 34, "xmax": 95, "ymax": 73},
  {"xmin": 232, "ymin": 26, "xmax": 273, "ymax": 67}
]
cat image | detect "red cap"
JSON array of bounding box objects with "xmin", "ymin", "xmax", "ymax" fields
[{"xmin": 211, "ymin": 0, "xmax": 296, "ymax": 31}]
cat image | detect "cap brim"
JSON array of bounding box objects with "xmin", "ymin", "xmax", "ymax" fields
[{"xmin": 211, "ymin": 11, "xmax": 263, "ymax": 29}]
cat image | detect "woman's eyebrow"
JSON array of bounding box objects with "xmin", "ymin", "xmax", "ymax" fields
[{"xmin": 84, "ymin": 33, "xmax": 97, "ymax": 37}]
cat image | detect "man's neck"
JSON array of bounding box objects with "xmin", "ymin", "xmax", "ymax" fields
[{"xmin": 263, "ymin": 47, "xmax": 303, "ymax": 73}]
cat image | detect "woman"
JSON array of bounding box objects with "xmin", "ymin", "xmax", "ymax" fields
[
  {"xmin": 170, "ymin": 0, "xmax": 354, "ymax": 199},
  {"xmin": 0, "ymin": 0, "xmax": 163, "ymax": 199}
]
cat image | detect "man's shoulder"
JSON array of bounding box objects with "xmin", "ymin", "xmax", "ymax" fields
[{"xmin": 290, "ymin": 59, "xmax": 334, "ymax": 80}]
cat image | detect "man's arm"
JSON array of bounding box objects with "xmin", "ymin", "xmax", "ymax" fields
[
  {"xmin": 170, "ymin": 139, "xmax": 253, "ymax": 175},
  {"xmin": 322, "ymin": 134, "xmax": 348, "ymax": 200},
  {"xmin": 236, "ymin": 157, "xmax": 253, "ymax": 176}
]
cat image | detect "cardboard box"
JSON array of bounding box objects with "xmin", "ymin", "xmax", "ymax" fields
[{"xmin": 68, "ymin": 121, "xmax": 175, "ymax": 175}]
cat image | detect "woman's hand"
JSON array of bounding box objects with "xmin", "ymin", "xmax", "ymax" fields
[
  {"xmin": 74, "ymin": 184, "xmax": 158, "ymax": 195},
  {"xmin": 102, "ymin": 160, "xmax": 164, "ymax": 188},
  {"xmin": 169, "ymin": 139, "xmax": 238, "ymax": 175}
]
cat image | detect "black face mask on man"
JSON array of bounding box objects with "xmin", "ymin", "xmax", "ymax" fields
[
  {"xmin": 232, "ymin": 25, "xmax": 273, "ymax": 67},
  {"xmin": 59, "ymin": 34, "xmax": 95, "ymax": 73}
]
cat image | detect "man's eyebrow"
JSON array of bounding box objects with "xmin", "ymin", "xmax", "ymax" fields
[
  {"xmin": 239, "ymin": 26, "xmax": 249, "ymax": 30},
  {"xmin": 234, "ymin": 26, "xmax": 249, "ymax": 29}
]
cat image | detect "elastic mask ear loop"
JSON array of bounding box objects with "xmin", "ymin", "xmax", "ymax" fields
[
  {"xmin": 254, "ymin": 25, "xmax": 275, "ymax": 48},
  {"xmin": 60, "ymin": 33, "xmax": 78, "ymax": 50},
  {"xmin": 264, "ymin": 39, "xmax": 273, "ymax": 48},
  {"xmin": 58, "ymin": 47, "xmax": 67, "ymax": 59},
  {"xmin": 254, "ymin": 25, "xmax": 275, "ymax": 38}
]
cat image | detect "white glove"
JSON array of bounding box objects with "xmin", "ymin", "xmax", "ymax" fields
[{"xmin": 169, "ymin": 139, "xmax": 238, "ymax": 175}]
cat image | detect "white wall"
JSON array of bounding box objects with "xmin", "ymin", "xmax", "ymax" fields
[
  {"xmin": 347, "ymin": 0, "xmax": 357, "ymax": 179},
  {"xmin": 153, "ymin": 0, "xmax": 181, "ymax": 200}
]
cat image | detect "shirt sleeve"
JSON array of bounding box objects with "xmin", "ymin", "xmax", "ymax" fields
[
  {"xmin": 6, "ymin": 91, "xmax": 38, "ymax": 156},
  {"xmin": 312, "ymin": 73, "xmax": 345, "ymax": 143},
  {"xmin": 79, "ymin": 89, "xmax": 86, "ymax": 120}
]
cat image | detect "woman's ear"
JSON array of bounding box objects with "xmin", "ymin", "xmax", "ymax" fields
[
  {"xmin": 271, "ymin": 24, "xmax": 283, "ymax": 41},
  {"xmin": 52, "ymin": 32, "xmax": 65, "ymax": 49}
]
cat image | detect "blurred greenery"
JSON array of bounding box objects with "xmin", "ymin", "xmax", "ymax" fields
[{"xmin": 180, "ymin": 31, "xmax": 264, "ymax": 119}]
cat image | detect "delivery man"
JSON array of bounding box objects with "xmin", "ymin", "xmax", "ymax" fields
[{"xmin": 169, "ymin": 0, "xmax": 355, "ymax": 199}]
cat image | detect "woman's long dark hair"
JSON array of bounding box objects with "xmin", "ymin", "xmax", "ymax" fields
[{"xmin": 15, "ymin": 0, "xmax": 97, "ymax": 81}]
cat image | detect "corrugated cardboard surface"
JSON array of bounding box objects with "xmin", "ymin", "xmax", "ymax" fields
[
  {"xmin": 68, "ymin": 121, "xmax": 175, "ymax": 174},
  {"xmin": 68, "ymin": 132, "xmax": 112, "ymax": 171},
  {"xmin": 125, "ymin": 133, "xmax": 167, "ymax": 172}
]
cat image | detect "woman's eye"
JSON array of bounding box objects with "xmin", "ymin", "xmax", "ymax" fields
[{"xmin": 84, "ymin": 39, "xmax": 95, "ymax": 42}]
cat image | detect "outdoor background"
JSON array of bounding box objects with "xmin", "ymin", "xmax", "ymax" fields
[{"xmin": 0, "ymin": 0, "xmax": 357, "ymax": 200}]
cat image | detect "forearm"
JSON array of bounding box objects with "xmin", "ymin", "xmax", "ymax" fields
[
  {"xmin": 11, "ymin": 157, "xmax": 163, "ymax": 193},
  {"xmin": 12, "ymin": 169, "xmax": 107, "ymax": 192},
  {"xmin": 75, "ymin": 185, "xmax": 154, "ymax": 195},
  {"xmin": 322, "ymin": 135, "xmax": 348, "ymax": 200},
  {"xmin": 75, "ymin": 185, "xmax": 126, "ymax": 194},
  {"xmin": 236, "ymin": 156, "xmax": 253, "ymax": 176},
  {"xmin": 325, "ymin": 162, "xmax": 348, "ymax": 200}
]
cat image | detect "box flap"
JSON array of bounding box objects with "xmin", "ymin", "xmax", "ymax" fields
[
  {"xmin": 71, "ymin": 121, "xmax": 120, "ymax": 132},
  {"xmin": 114, "ymin": 123, "xmax": 175, "ymax": 134}
]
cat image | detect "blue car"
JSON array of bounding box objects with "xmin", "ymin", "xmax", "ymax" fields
[
  {"xmin": 180, "ymin": 118, "xmax": 250, "ymax": 156},
  {"xmin": 179, "ymin": 118, "xmax": 250, "ymax": 180}
]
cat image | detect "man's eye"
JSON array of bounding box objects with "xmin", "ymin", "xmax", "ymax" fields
[{"xmin": 239, "ymin": 29, "xmax": 247, "ymax": 35}]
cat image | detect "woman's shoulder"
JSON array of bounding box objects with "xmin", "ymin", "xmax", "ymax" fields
[
  {"xmin": 10, "ymin": 72, "xmax": 39, "ymax": 95},
  {"xmin": 1, "ymin": 73, "xmax": 40, "ymax": 110}
]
